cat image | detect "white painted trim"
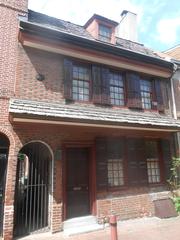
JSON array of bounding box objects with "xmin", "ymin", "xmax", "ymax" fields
[{"xmin": 12, "ymin": 117, "xmax": 179, "ymax": 132}]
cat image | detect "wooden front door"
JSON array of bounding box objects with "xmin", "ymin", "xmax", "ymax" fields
[{"xmin": 66, "ymin": 148, "xmax": 90, "ymax": 219}]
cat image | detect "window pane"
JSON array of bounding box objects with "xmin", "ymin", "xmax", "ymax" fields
[
  {"xmin": 110, "ymin": 72, "xmax": 124, "ymax": 106},
  {"xmin": 146, "ymin": 141, "xmax": 160, "ymax": 183},
  {"xmin": 140, "ymin": 79, "xmax": 152, "ymax": 109},
  {"xmin": 107, "ymin": 139, "xmax": 124, "ymax": 187},
  {"xmin": 72, "ymin": 65, "xmax": 90, "ymax": 101},
  {"xmin": 99, "ymin": 25, "xmax": 111, "ymax": 42}
]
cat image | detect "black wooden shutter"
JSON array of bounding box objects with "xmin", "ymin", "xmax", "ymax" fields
[
  {"xmin": 126, "ymin": 73, "xmax": 142, "ymax": 109},
  {"xmin": 107, "ymin": 138, "xmax": 123, "ymax": 159},
  {"xmin": 64, "ymin": 59, "xmax": 73, "ymax": 100},
  {"xmin": 127, "ymin": 138, "xmax": 139, "ymax": 185},
  {"xmin": 92, "ymin": 65, "xmax": 102, "ymax": 104},
  {"xmin": 154, "ymin": 79, "xmax": 165, "ymax": 112},
  {"xmin": 127, "ymin": 138, "xmax": 148, "ymax": 185},
  {"xmin": 138, "ymin": 139, "xmax": 148, "ymax": 185},
  {"xmin": 96, "ymin": 138, "xmax": 108, "ymax": 189},
  {"xmin": 161, "ymin": 139, "xmax": 171, "ymax": 181},
  {"xmin": 101, "ymin": 68, "xmax": 110, "ymax": 105}
]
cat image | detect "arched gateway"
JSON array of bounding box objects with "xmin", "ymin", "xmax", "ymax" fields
[
  {"xmin": 0, "ymin": 133, "xmax": 10, "ymax": 237},
  {"xmin": 14, "ymin": 141, "xmax": 52, "ymax": 237}
]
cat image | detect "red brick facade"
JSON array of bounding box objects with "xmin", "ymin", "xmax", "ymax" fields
[
  {"xmin": 0, "ymin": 1, "xmax": 28, "ymax": 239},
  {"xmin": 16, "ymin": 47, "xmax": 64, "ymax": 102},
  {"xmin": 0, "ymin": 1, "xmax": 178, "ymax": 240}
]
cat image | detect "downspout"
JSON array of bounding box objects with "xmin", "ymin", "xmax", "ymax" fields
[{"xmin": 170, "ymin": 62, "xmax": 178, "ymax": 119}]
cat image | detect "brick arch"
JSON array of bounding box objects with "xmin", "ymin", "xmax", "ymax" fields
[
  {"xmin": 0, "ymin": 127, "xmax": 15, "ymax": 148},
  {"xmin": 20, "ymin": 140, "xmax": 54, "ymax": 158},
  {"xmin": 18, "ymin": 139, "xmax": 54, "ymax": 196},
  {"xmin": 14, "ymin": 140, "xmax": 54, "ymax": 237}
]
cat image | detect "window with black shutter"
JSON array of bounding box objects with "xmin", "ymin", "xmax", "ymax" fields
[
  {"xmin": 107, "ymin": 138, "xmax": 124, "ymax": 187},
  {"xmin": 109, "ymin": 72, "xmax": 125, "ymax": 106},
  {"xmin": 154, "ymin": 79, "xmax": 165, "ymax": 112},
  {"xmin": 127, "ymin": 138, "xmax": 148, "ymax": 186},
  {"xmin": 96, "ymin": 138, "xmax": 125, "ymax": 189},
  {"xmin": 64, "ymin": 59, "xmax": 168, "ymax": 111},
  {"xmin": 64, "ymin": 59, "xmax": 91, "ymax": 101},
  {"xmin": 145, "ymin": 140, "xmax": 161, "ymax": 183},
  {"xmin": 72, "ymin": 64, "xmax": 91, "ymax": 101},
  {"xmin": 92, "ymin": 65, "xmax": 102, "ymax": 104},
  {"xmin": 140, "ymin": 79, "xmax": 152, "ymax": 109},
  {"xmin": 101, "ymin": 68, "xmax": 110, "ymax": 105},
  {"xmin": 96, "ymin": 138, "xmax": 108, "ymax": 189},
  {"xmin": 92, "ymin": 67, "xmax": 110, "ymax": 105},
  {"xmin": 126, "ymin": 73, "xmax": 142, "ymax": 109},
  {"xmin": 161, "ymin": 139, "xmax": 171, "ymax": 181},
  {"xmin": 64, "ymin": 59, "xmax": 73, "ymax": 100}
]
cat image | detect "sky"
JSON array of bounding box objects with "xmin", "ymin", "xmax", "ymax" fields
[{"xmin": 28, "ymin": 0, "xmax": 180, "ymax": 52}]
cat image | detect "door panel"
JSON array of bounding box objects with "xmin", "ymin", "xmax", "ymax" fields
[{"xmin": 66, "ymin": 148, "xmax": 90, "ymax": 219}]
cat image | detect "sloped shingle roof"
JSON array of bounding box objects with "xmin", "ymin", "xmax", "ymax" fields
[
  {"xmin": 9, "ymin": 99, "xmax": 180, "ymax": 130},
  {"xmin": 27, "ymin": 10, "xmax": 162, "ymax": 60},
  {"xmin": 28, "ymin": 10, "xmax": 94, "ymax": 40}
]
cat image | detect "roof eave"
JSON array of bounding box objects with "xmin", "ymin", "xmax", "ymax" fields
[
  {"xmin": 10, "ymin": 112, "xmax": 180, "ymax": 132},
  {"xmin": 19, "ymin": 20, "xmax": 174, "ymax": 71}
]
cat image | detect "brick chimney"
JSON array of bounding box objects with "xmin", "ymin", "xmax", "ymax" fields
[
  {"xmin": 0, "ymin": 0, "xmax": 28, "ymax": 99},
  {"xmin": 116, "ymin": 10, "xmax": 138, "ymax": 42}
]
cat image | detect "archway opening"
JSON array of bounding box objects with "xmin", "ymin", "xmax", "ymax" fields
[
  {"xmin": 14, "ymin": 142, "xmax": 52, "ymax": 237},
  {"xmin": 0, "ymin": 133, "xmax": 10, "ymax": 237}
]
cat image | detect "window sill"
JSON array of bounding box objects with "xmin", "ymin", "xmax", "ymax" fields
[
  {"xmin": 98, "ymin": 183, "xmax": 167, "ymax": 192},
  {"xmin": 65, "ymin": 99, "xmax": 162, "ymax": 113}
]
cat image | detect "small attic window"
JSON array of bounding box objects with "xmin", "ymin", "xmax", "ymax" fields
[{"xmin": 99, "ymin": 24, "xmax": 112, "ymax": 42}]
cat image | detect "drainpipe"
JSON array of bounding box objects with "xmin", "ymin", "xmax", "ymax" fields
[{"xmin": 170, "ymin": 62, "xmax": 178, "ymax": 119}]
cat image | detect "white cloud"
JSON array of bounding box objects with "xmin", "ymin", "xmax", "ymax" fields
[
  {"xmin": 156, "ymin": 17, "xmax": 180, "ymax": 44},
  {"xmin": 28, "ymin": 0, "xmax": 142, "ymax": 25}
]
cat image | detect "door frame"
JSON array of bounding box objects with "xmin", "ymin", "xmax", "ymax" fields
[{"xmin": 62, "ymin": 142, "xmax": 96, "ymax": 220}]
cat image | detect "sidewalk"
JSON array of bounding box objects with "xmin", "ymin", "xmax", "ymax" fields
[{"xmin": 19, "ymin": 216, "xmax": 180, "ymax": 240}]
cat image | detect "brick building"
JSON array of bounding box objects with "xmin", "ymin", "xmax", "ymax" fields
[
  {"xmin": 0, "ymin": 1, "xmax": 180, "ymax": 239},
  {"xmin": 164, "ymin": 45, "xmax": 180, "ymax": 156}
]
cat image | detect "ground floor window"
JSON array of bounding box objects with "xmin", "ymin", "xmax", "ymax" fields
[
  {"xmin": 108, "ymin": 159, "xmax": 124, "ymax": 186},
  {"xmin": 146, "ymin": 141, "xmax": 160, "ymax": 183},
  {"xmin": 96, "ymin": 137, "xmax": 170, "ymax": 190}
]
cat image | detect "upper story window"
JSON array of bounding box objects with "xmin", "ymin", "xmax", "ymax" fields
[
  {"xmin": 109, "ymin": 72, "xmax": 125, "ymax": 106},
  {"xmin": 64, "ymin": 59, "xmax": 166, "ymax": 112},
  {"xmin": 72, "ymin": 65, "xmax": 90, "ymax": 101},
  {"xmin": 140, "ymin": 79, "xmax": 152, "ymax": 109},
  {"xmin": 99, "ymin": 24, "xmax": 112, "ymax": 42}
]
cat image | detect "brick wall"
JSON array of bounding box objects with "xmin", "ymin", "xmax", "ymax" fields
[
  {"xmin": 16, "ymin": 46, "xmax": 64, "ymax": 102},
  {"xmin": 97, "ymin": 187, "xmax": 171, "ymax": 221},
  {"xmin": 0, "ymin": 1, "xmax": 28, "ymax": 239},
  {"xmin": 0, "ymin": 0, "xmax": 28, "ymax": 12},
  {"xmin": 0, "ymin": 1, "xmax": 176, "ymax": 239},
  {"xmin": 0, "ymin": 3, "xmax": 27, "ymax": 100}
]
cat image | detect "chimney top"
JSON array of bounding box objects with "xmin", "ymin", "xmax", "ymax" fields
[
  {"xmin": 121, "ymin": 10, "xmax": 137, "ymax": 17},
  {"xmin": 116, "ymin": 10, "xmax": 138, "ymax": 42}
]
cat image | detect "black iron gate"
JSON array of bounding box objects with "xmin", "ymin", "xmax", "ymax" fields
[{"xmin": 14, "ymin": 142, "xmax": 50, "ymax": 237}]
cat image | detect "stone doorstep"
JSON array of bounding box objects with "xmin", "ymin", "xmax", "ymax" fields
[{"xmin": 63, "ymin": 215, "xmax": 105, "ymax": 236}]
